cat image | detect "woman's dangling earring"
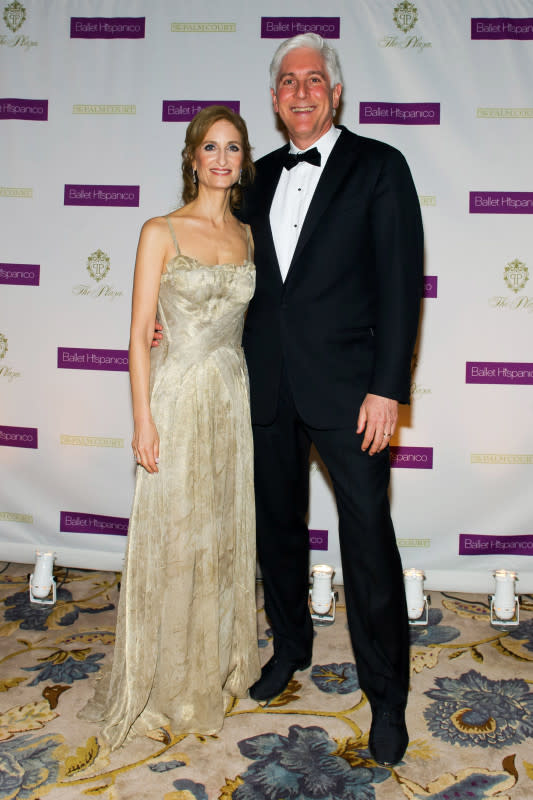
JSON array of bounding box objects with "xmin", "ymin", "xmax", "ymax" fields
[
  {"xmin": 192, "ymin": 168, "xmax": 198, "ymax": 185},
  {"xmin": 238, "ymin": 169, "xmax": 242, "ymax": 186}
]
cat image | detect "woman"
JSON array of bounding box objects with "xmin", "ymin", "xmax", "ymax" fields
[{"xmin": 82, "ymin": 106, "xmax": 260, "ymax": 749}]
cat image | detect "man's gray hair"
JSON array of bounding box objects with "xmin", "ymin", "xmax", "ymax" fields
[{"xmin": 269, "ymin": 32, "xmax": 343, "ymax": 90}]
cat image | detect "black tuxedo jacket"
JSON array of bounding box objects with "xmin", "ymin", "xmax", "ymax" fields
[{"xmin": 241, "ymin": 126, "xmax": 424, "ymax": 428}]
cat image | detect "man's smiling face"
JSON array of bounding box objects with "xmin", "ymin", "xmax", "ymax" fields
[{"xmin": 271, "ymin": 46, "xmax": 342, "ymax": 150}]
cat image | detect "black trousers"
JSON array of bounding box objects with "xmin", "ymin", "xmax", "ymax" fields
[{"xmin": 252, "ymin": 366, "xmax": 410, "ymax": 711}]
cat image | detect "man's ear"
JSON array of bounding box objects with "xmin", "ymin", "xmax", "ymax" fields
[
  {"xmin": 270, "ymin": 87, "xmax": 279, "ymax": 114},
  {"xmin": 332, "ymin": 83, "xmax": 342, "ymax": 110}
]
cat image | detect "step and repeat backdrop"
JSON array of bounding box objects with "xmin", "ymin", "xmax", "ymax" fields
[{"xmin": 1, "ymin": 0, "xmax": 532, "ymax": 590}]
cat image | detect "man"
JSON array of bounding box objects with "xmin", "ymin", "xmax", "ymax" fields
[{"xmin": 241, "ymin": 33, "xmax": 423, "ymax": 767}]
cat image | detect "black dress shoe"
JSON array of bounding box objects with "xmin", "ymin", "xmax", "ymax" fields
[
  {"xmin": 368, "ymin": 708, "xmax": 408, "ymax": 766},
  {"xmin": 249, "ymin": 654, "xmax": 311, "ymax": 702}
]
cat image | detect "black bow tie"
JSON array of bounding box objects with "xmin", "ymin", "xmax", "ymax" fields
[{"xmin": 283, "ymin": 147, "xmax": 321, "ymax": 170}]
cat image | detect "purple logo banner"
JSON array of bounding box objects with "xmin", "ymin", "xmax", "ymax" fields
[
  {"xmin": 60, "ymin": 511, "xmax": 129, "ymax": 535},
  {"xmin": 459, "ymin": 534, "xmax": 533, "ymax": 556},
  {"xmin": 424, "ymin": 276, "xmax": 438, "ymax": 298},
  {"xmin": 390, "ymin": 446, "xmax": 433, "ymax": 469},
  {"xmin": 261, "ymin": 17, "xmax": 340, "ymax": 38},
  {"xmin": 0, "ymin": 425, "xmax": 38, "ymax": 449},
  {"xmin": 70, "ymin": 17, "xmax": 145, "ymax": 39},
  {"xmin": 64, "ymin": 185, "xmax": 139, "ymax": 207},
  {"xmin": 359, "ymin": 102, "xmax": 440, "ymax": 125},
  {"xmin": 471, "ymin": 18, "xmax": 533, "ymax": 40},
  {"xmin": 0, "ymin": 263, "xmax": 40, "ymax": 285},
  {"xmin": 466, "ymin": 362, "xmax": 533, "ymax": 385},
  {"xmin": 0, "ymin": 99, "xmax": 48, "ymax": 121},
  {"xmin": 58, "ymin": 347, "xmax": 129, "ymax": 372},
  {"xmin": 470, "ymin": 191, "xmax": 533, "ymax": 214},
  {"xmin": 309, "ymin": 529, "xmax": 328, "ymax": 551},
  {"xmin": 163, "ymin": 100, "xmax": 240, "ymax": 122}
]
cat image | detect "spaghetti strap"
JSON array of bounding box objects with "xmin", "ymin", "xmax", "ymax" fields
[
  {"xmin": 245, "ymin": 224, "xmax": 252, "ymax": 261},
  {"xmin": 165, "ymin": 216, "xmax": 180, "ymax": 256}
]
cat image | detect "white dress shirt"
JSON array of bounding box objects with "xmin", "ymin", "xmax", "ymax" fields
[{"xmin": 270, "ymin": 125, "xmax": 341, "ymax": 282}]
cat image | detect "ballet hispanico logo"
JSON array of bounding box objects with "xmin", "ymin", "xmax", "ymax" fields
[
  {"xmin": 71, "ymin": 250, "xmax": 123, "ymax": 301},
  {"xmin": 0, "ymin": 263, "xmax": 40, "ymax": 285},
  {"xmin": 64, "ymin": 185, "xmax": 140, "ymax": 207},
  {"xmin": 379, "ymin": 1, "xmax": 430, "ymax": 53},
  {"xmin": 60, "ymin": 511, "xmax": 129, "ymax": 535},
  {"xmin": 261, "ymin": 17, "xmax": 340, "ymax": 39},
  {"xmin": 3, "ymin": 0, "xmax": 24, "ymax": 31},
  {"xmin": 466, "ymin": 362, "xmax": 533, "ymax": 385},
  {"xmin": 70, "ymin": 17, "xmax": 145, "ymax": 39},
  {"xmin": 470, "ymin": 191, "xmax": 533, "ymax": 214},
  {"xmin": 0, "ymin": 424, "xmax": 37, "ymax": 448},
  {"xmin": 471, "ymin": 17, "xmax": 533, "ymax": 40},
  {"xmin": 57, "ymin": 347, "xmax": 129, "ymax": 371},
  {"xmin": 0, "ymin": 333, "xmax": 7, "ymax": 359},
  {"xmin": 359, "ymin": 102, "xmax": 440, "ymax": 125},
  {"xmin": 87, "ymin": 249, "xmax": 110, "ymax": 282},
  {"xmin": 390, "ymin": 446, "xmax": 433, "ymax": 469}
]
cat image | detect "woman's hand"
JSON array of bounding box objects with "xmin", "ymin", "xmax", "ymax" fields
[{"xmin": 132, "ymin": 418, "xmax": 160, "ymax": 473}]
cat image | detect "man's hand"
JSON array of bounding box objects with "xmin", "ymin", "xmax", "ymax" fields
[
  {"xmin": 151, "ymin": 321, "xmax": 163, "ymax": 348},
  {"xmin": 357, "ymin": 393, "xmax": 398, "ymax": 455}
]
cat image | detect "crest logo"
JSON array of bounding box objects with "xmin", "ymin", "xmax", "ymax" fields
[
  {"xmin": 0, "ymin": 333, "xmax": 7, "ymax": 359},
  {"xmin": 504, "ymin": 258, "xmax": 529, "ymax": 294},
  {"xmin": 87, "ymin": 249, "xmax": 110, "ymax": 282},
  {"xmin": 3, "ymin": 0, "xmax": 25, "ymax": 32},
  {"xmin": 393, "ymin": 1, "xmax": 418, "ymax": 34}
]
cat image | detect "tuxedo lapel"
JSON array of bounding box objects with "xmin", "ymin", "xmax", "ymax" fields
[{"xmin": 287, "ymin": 128, "xmax": 361, "ymax": 280}]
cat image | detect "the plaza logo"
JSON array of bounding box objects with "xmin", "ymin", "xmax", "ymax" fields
[
  {"xmin": 489, "ymin": 258, "xmax": 532, "ymax": 313},
  {"xmin": 87, "ymin": 249, "xmax": 110, "ymax": 282},
  {"xmin": 410, "ymin": 352, "xmax": 431, "ymax": 398},
  {"xmin": 1, "ymin": 0, "xmax": 37, "ymax": 50},
  {"xmin": 379, "ymin": 1, "xmax": 430, "ymax": 53},
  {"xmin": 393, "ymin": 1, "xmax": 418, "ymax": 33},
  {"xmin": 72, "ymin": 249, "xmax": 123, "ymax": 301},
  {"xmin": 3, "ymin": 0, "xmax": 25, "ymax": 31},
  {"xmin": 504, "ymin": 258, "xmax": 529, "ymax": 293},
  {"xmin": 0, "ymin": 333, "xmax": 21, "ymax": 383}
]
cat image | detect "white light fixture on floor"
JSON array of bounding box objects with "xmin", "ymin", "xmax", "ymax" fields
[
  {"xmin": 309, "ymin": 564, "xmax": 336, "ymax": 625},
  {"xmin": 403, "ymin": 567, "xmax": 429, "ymax": 625},
  {"xmin": 29, "ymin": 551, "xmax": 56, "ymax": 605},
  {"xmin": 490, "ymin": 569, "xmax": 519, "ymax": 627}
]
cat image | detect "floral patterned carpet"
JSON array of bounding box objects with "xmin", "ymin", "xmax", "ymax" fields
[{"xmin": 1, "ymin": 563, "xmax": 533, "ymax": 800}]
